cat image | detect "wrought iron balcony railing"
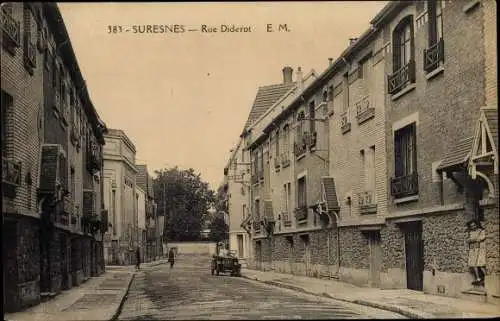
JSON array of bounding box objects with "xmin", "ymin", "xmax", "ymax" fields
[
  {"xmin": 294, "ymin": 205, "xmax": 308, "ymax": 221},
  {"xmin": 294, "ymin": 139, "xmax": 307, "ymax": 158},
  {"xmin": 391, "ymin": 172, "xmax": 419, "ymax": 198},
  {"xmin": 281, "ymin": 153, "xmax": 290, "ymax": 168},
  {"xmin": 388, "ymin": 59, "xmax": 416, "ymax": 95},
  {"xmin": 423, "ymin": 38, "xmax": 444, "ymax": 73},
  {"xmin": 24, "ymin": 36, "xmax": 36, "ymax": 68},
  {"xmin": 2, "ymin": 158, "xmax": 21, "ymax": 187},
  {"xmin": 282, "ymin": 212, "xmax": 292, "ymax": 227},
  {"xmin": 304, "ymin": 131, "xmax": 317, "ymax": 149},
  {"xmin": 356, "ymin": 96, "xmax": 374, "ymax": 124},
  {"xmin": 1, "ymin": 8, "xmax": 20, "ymax": 50},
  {"xmin": 253, "ymin": 220, "xmax": 261, "ymax": 233},
  {"xmin": 274, "ymin": 154, "xmax": 281, "ymax": 169}
]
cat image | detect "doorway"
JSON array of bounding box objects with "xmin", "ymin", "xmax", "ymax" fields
[
  {"xmin": 286, "ymin": 236, "xmax": 294, "ymax": 274},
  {"xmin": 367, "ymin": 230, "xmax": 382, "ymax": 287},
  {"xmin": 60, "ymin": 233, "xmax": 69, "ymax": 290},
  {"xmin": 255, "ymin": 240, "xmax": 262, "ymax": 270},
  {"xmin": 300, "ymin": 234, "xmax": 311, "ymax": 276},
  {"xmin": 237, "ymin": 234, "xmax": 244, "ymax": 258},
  {"xmin": 402, "ymin": 221, "xmax": 424, "ymax": 291}
]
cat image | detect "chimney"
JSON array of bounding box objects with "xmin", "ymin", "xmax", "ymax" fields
[
  {"xmin": 282, "ymin": 66, "xmax": 293, "ymax": 84},
  {"xmin": 296, "ymin": 66, "xmax": 304, "ymax": 91},
  {"xmin": 349, "ymin": 38, "xmax": 358, "ymax": 45},
  {"xmin": 328, "ymin": 58, "xmax": 333, "ymax": 66}
]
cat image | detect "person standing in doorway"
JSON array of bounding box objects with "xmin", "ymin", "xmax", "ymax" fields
[
  {"xmin": 135, "ymin": 247, "xmax": 141, "ymax": 271},
  {"xmin": 168, "ymin": 248, "xmax": 175, "ymax": 269},
  {"xmin": 467, "ymin": 220, "xmax": 486, "ymax": 286}
]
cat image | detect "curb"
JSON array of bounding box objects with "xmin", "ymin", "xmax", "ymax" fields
[
  {"xmin": 243, "ymin": 274, "xmax": 432, "ymax": 319},
  {"xmin": 109, "ymin": 272, "xmax": 136, "ymax": 321}
]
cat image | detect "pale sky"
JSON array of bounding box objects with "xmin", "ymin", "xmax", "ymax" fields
[{"xmin": 58, "ymin": 1, "xmax": 387, "ymax": 190}]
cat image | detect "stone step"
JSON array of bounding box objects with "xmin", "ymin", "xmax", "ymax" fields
[{"xmin": 460, "ymin": 289, "xmax": 487, "ymax": 303}]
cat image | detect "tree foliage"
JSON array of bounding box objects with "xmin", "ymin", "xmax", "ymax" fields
[
  {"xmin": 208, "ymin": 213, "xmax": 229, "ymax": 242},
  {"xmin": 153, "ymin": 167, "xmax": 215, "ymax": 242}
]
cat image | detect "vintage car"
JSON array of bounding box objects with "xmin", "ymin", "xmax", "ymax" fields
[{"xmin": 211, "ymin": 252, "xmax": 242, "ymax": 276}]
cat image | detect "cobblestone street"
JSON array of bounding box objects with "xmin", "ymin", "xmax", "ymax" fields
[{"xmin": 117, "ymin": 257, "xmax": 405, "ymax": 320}]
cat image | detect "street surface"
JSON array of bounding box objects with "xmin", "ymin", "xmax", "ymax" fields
[{"xmin": 117, "ymin": 255, "xmax": 405, "ymax": 320}]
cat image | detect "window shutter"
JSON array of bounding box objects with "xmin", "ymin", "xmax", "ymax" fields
[
  {"xmin": 428, "ymin": 0, "xmax": 437, "ymax": 46},
  {"xmin": 394, "ymin": 131, "xmax": 403, "ymax": 177},
  {"xmin": 411, "ymin": 123, "xmax": 417, "ymax": 174}
]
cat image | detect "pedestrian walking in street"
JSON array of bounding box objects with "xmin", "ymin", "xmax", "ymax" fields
[
  {"xmin": 135, "ymin": 247, "xmax": 141, "ymax": 271},
  {"xmin": 168, "ymin": 248, "xmax": 176, "ymax": 268}
]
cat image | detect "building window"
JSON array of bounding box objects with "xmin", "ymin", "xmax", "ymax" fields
[
  {"xmin": 1, "ymin": 90, "xmax": 12, "ymax": 158},
  {"xmin": 254, "ymin": 199, "xmax": 260, "ymax": 219},
  {"xmin": 392, "ymin": 123, "xmax": 418, "ymax": 198},
  {"xmin": 242, "ymin": 204, "xmax": 246, "ymax": 219},
  {"xmin": 23, "ymin": 4, "xmax": 37, "ymax": 73},
  {"xmin": 389, "ymin": 16, "xmax": 415, "ymax": 95},
  {"xmin": 343, "ymin": 73, "xmax": 349, "ymax": 112},
  {"xmin": 282, "ymin": 124, "xmax": 289, "ymax": 155},
  {"xmin": 297, "ymin": 177, "xmax": 307, "ymax": 208},
  {"xmin": 327, "ymin": 85, "xmax": 334, "ymax": 102},
  {"xmin": 424, "ymin": 0, "xmax": 445, "ymax": 72},
  {"xmin": 296, "ymin": 111, "xmax": 305, "ymax": 140},
  {"xmin": 308, "ymin": 101, "xmax": 315, "ymax": 133},
  {"xmin": 275, "ymin": 129, "xmax": 280, "ymax": 158},
  {"xmin": 258, "ymin": 148, "xmax": 264, "ymax": 179}
]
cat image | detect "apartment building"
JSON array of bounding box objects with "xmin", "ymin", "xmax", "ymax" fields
[
  {"xmin": 102, "ymin": 129, "xmax": 139, "ymax": 265},
  {"xmin": 238, "ymin": 0, "xmax": 498, "ymax": 304},
  {"xmin": 136, "ymin": 164, "xmax": 159, "ymax": 262},
  {"xmin": 224, "ymin": 140, "xmax": 251, "ymax": 263},
  {"xmin": 241, "ymin": 66, "xmax": 320, "ymax": 271},
  {"xmin": 2, "ymin": 2, "xmax": 107, "ymax": 312},
  {"xmin": 136, "ymin": 184, "xmax": 146, "ymax": 262},
  {"xmin": 379, "ymin": 0, "xmax": 498, "ymax": 303}
]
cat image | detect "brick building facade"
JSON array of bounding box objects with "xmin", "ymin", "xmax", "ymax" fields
[
  {"xmin": 236, "ymin": 0, "xmax": 498, "ymax": 305},
  {"xmin": 2, "ymin": 2, "xmax": 108, "ymax": 312}
]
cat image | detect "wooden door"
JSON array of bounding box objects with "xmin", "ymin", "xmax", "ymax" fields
[
  {"xmin": 301, "ymin": 235, "xmax": 311, "ymax": 276},
  {"xmin": 237, "ymin": 234, "xmax": 244, "ymax": 258},
  {"xmin": 403, "ymin": 221, "xmax": 424, "ymax": 291},
  {"xmin": 368, "ymin": 231, "xmax": 382, "ymax": 287},
  {"xmin": 3, "ymin": 220, "xmax": 18, "ymax": 312},
  {"xmin": 256, "ymin": 241, "xmax": 262, "ymax": 270}
]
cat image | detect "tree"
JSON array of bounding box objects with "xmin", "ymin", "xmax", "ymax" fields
[
  {"xmin": 208, "ymin": 213, "xmax": 229, "ymax": 242},
  {"xmin": 153, "ymin": 167, "xmax": 215, "ymax": 242}
]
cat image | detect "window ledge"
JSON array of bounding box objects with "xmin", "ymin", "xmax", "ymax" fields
[
  {"xmin": 360, "ymin": 204, "xmax": 378, "ymax": 214},
  {"xmin": 425, "ymin": 66, "xmax": 444, "ymax": 81},
  {"xmin": 394, "ymin": 195, "xmax": 419, "ymax": 204},
  {"xmin": 463, "ymin": 0, "xmax": 480, "ymax": 13},
  {"xmin": 391, "ymin": 84, "xmax": 416, "ymax": 101}
]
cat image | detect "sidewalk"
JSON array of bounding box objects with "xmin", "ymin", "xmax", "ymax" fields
[
  {"xmin": 4, "ymin": 269, "xmax": 136, "ymax": 321},
  {"xmin": 242, "ymin": 269, "xmax": 500, "ymax": 319}
]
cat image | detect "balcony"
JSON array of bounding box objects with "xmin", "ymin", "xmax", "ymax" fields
[
  {"xmin": 1, "ymin": 8, "xmax": 20, "ymax": 53},
  {"xmin": 391, "ymin": 172, "xmax": 419, "ymax": 199},
  {"xmin": 253, "ymin": 220, "xmax": 261, "ymax": 233},
  {"xmin": 70, "ymin": 125, "xmax": 80, "ymax": 147},
  {"xmin": 282, "ymin": 212, "xmax": 292, "ymax": 227},
  {"xmin": 2, "ymin": 158, "xmax": 21, "ymax": 187},
  {"xmin": 86, "ymin": 144, "xmax": 101, "ymax": 174},
  {"xmin": 274, "ymin": 154, "xmax": 281, "ymax": 169},
  {"xmin": 294, "ymin": 140, "xmax": 307, "ymax": 158},
  {"xmin": 24, "ymin": 36, "xmax": 36, "ymax": 70},
  {"xmin": 341, "ymin": 111, "xmax": 351, "ymax": 134},
  {"xmin": 58, "ymin": 196, "xmax": 73, "ymax": 226},
  {"xmin": 281, "ymin": 153, "xmax": 290, "ymax": 168},
  {"xmin": 294, "ymin": 205, "xmax": 308, "ymax": 222},
  {"xmin": 304, "ymin": 131, "xmax": 317, "ymax": 150},
  {"xmin": 358, "ymin": 191, "xmax": 377, "ymax": 214},
  {"xmin": 356, "ymin": 96, "xmax": 374, "ymax": 125},
  {"xmin": 388, "ymin": 60, "xmax": 416, "ymax": 95},
  {"xmin": 423, "ymin": 38, "xmax": 444, "ymax": 73}
]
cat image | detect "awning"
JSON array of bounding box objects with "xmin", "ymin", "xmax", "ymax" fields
[{"xmin": 437, "ymin": 136, "xmax": 473, "ymax": 172}]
